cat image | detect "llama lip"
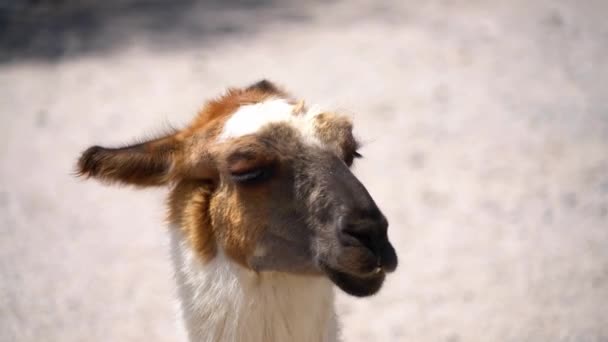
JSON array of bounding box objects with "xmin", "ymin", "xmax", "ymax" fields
[
  {"xmin": 349, "ymin": 263, "xmax": 384, "ymax": 278},
  {"xmin": 318, "ymin": 261, "xmax": 386, "ymax": 297}
]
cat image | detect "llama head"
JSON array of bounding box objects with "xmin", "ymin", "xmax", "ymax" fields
[{"xmin": 77, "ymin": 80, "xmax": 397, "ymax": 297}]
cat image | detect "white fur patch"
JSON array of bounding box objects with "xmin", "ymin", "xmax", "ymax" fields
[
  {"xmin": 169, "ymin": 226, "xmax": 339, "ymax": 342},
  {"xmin": 218, "ymin": 98, "xmax": 324, "ymax": 145}
]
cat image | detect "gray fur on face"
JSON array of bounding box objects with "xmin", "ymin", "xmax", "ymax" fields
[{"xmin": 242, "ymin": 123, "xmax": 397, "ymax": 296}]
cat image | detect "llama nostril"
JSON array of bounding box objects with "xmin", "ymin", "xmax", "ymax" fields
[
  {"xmin": 338, "ymin": 217, "xmax": 378, "ymax": 250},
  {"xmin": 338, "ymin": 226, "xmax": 373, "ymax": 248}
]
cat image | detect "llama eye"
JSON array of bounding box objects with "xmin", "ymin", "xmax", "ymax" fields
[
  {"xmin": 353, "ymin": 151, "xmax": 363, "ymax": 159},
  {"xmin": 230, "ymin": 168, "xmax": 272, "ymax": 184}
]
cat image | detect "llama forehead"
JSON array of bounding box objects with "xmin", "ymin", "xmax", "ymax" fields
[{"xmin": 217, "ymin": 98, "xmax": 325, "ymax": 146}]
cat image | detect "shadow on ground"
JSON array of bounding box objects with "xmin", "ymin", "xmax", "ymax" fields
[{"xmin": 0, "ymin": 0, "xmax": 316, "ymax": 62}]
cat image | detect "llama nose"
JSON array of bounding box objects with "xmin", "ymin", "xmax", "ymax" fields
[{"xmin": 337, "ymin": 211, "xmax": 397, "ymax": 272}]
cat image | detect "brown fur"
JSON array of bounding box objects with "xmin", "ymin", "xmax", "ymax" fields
[
  {"xmin": 168, "ymin": 181, "xmax": 217, "ymax": 261},
  {"xmin": 77, "ymin": 134, "xmax": 181, "ymax": 186}
]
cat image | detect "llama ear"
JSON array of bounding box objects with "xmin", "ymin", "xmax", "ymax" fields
[
  {"xmin": 77, "ymin": 134, "xmax": 180, "ymax": 186},
  {"xmin": 245, "ymin": 79, "xmax": 282, "ymax": 94}
]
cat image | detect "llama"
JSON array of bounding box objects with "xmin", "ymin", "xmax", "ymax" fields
[{"xmin": 77, "ymin": 80, "xmax": 398, "ymax": 342}]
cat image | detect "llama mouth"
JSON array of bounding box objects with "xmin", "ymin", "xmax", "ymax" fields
[{"xmin": 319, "ymin": 261, "xmax": 386, "ymax": 297}]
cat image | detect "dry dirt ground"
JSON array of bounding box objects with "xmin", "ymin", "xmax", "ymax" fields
[{"xmin": 1, "ymin": 1, "xmax": 607, "ymax": 341}]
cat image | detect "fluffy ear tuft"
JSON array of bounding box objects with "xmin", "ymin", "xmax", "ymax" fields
[{"xmin": 76, "ymin": 136, "xmax": 179, "ymax": 186}]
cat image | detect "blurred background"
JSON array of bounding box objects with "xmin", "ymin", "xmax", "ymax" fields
[{"xmin": 1, "ymin": 0, "xmax": 607, "ymax": 341}]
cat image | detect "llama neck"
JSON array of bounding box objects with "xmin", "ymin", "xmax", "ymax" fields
[{"xmin": 169, "ymin": 227, "xmax": 339, "ymax": 342}]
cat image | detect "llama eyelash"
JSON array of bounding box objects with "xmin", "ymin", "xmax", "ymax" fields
[{"xmin": 230, "ymin": 167, "xmax": 273, "ymax": 184}]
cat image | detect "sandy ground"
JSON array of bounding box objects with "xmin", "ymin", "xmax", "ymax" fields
[{"xmin": 1, "ymin": 1, "xmax": 608, "ymax": 341}]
